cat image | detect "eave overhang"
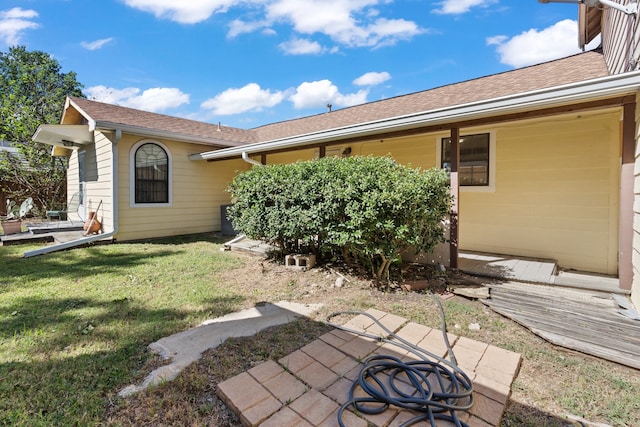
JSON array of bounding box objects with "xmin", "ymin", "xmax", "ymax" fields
[
  {"xmin": 32, "ymin": 124, "xmax": 93, "ymax": 149},
  {"xmin": 190, "ymin": 71, "xmax": 640, "ymax": 162},
  {"xmin": 32, "ymin": 122, "xmax": 248, "ymax": 150}
]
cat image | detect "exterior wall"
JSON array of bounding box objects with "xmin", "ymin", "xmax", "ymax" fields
[
  {"xmin": 460, "ymin": 112, "xmax": 620, "ymax": 275},
  {"xmin": 311, "ymin": 112, "xmax": 621, "ymax": 275},
  {"xmin": 86, "ymin": 132, "xmax": 114, "ymax": 231},
  {"xmin": 65, "ymin": 131, "xmax": 113, "ymax": 228},
  {"xmin": 81, "ymin": 110, "xmax": 621, "ymax": 276},
  {"xmin": 66, "ymin": 150, "xmax": 81, "ymax": 221},
  {"xmin": 359, "ymin": 134, "xmax": 437, "ymax": 169},
  {"xmin": 266, "ymin": 148, "xmax": 316, "ymax": 164},
  {"xmin": 116, "ymin": 135, "xmax": 246, "ymax": 241},
  {"xmin": 601, "ymin": 7, "xmax": 640, "ymax": 73}
]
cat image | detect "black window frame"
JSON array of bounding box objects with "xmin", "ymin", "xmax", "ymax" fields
[
  {"xmin": 134, "ymin": 143, "xmax": 169, "ymax": 204},
  {"xmin": 441, "ymin": 133, "xmax": 490, "ymax": 187}
]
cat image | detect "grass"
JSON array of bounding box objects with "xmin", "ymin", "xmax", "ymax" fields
[
  {"xmin": 0, "ymin": 235, "xmax": 243, "ymax": 425},
  {"xmin": 1, "ymin": 233, "xmax": 639, "ymax": 426}
]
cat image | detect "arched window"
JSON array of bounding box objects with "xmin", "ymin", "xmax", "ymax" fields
[{"xmin": 134, "ymin": 143, "xmax": 169, "ymax": 203}]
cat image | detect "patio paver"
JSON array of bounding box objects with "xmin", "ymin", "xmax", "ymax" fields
[{"xmin": 217, "ymin": 309, "xmax": 522, "ymax": 426}]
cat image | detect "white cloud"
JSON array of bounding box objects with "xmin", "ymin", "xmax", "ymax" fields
[
  {"xmin": 121, "ymin": 0, "xmax": 424, "ymax": 50},
  {"xmin": 0, "ymin": 7, "xmax": 39, "ymax": 45},
  {"xmin": 85, "ymin": 86, "xmax": 190, "ymax": 112},
  {"xmin": 433, "ymin": 0, "xmax": 497, "ymax": 15},
  {"xmin": 228, "ymin": 18, "xmax": 271, "ymax": 38},
  {"xmin": 122, "ymin": 0, "xmax": 238, "ymax": 24},
  {"xmin": 289, "ymin": 79, "xmax": 368, "ymax": 110},
  {"xmin": 485, "ymin": 35, "xmax": 507, "ymax": 46},
  {"xmin": 81, "ymin": 37, "xmax": 114, "ymax": 51},
  {"xmin": 266, "ymin": 0, "xmax": 425, "ymax": 48},
  {"xmin": 353, "ymin": 71, "xmax": 391, "ymax": 86},
  {"xmin": 279, "ymin": 37, "xmax": 325, "ymax": 55},
  {"xmin": 488, "ymin": 19, "xmax": 601, "ymax": 68},
  {"xmin": 201, "ymin": 83, "xmax": 285, "ymax": 115}
]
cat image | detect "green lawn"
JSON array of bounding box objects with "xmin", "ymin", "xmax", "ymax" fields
[{"xmin": 0, "ymin": 235, "xmax": 243, "ymax": 426}]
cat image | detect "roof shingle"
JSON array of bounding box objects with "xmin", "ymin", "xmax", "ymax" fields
[
  {"xmin": 68, "ymin": 97, "xmax": 257, "ymax": 145},
  {"xmin": 66, "ymin": 50, "xmax": 609, "ymax": 146},
  {"xmin": 251, "ymin": 50, "xmax": 609, "ymax": 142}
]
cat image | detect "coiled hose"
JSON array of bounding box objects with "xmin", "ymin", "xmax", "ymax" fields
[{"xmin": 326, "ymin": 293, "xmax": 474, "ymax": 427}]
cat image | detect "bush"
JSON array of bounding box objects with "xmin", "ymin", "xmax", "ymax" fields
[{"xmin": 227, "ymin": 156, "xmax": 451, "ymax": 281}]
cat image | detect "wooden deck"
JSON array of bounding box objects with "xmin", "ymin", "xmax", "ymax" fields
[
  {"xmin": 483, "ymin": 282, "xmax": 640, "ymax": 369},
  {"xmin": 0, "ymin": 221, "xmax": 85, "ymax": 246}
]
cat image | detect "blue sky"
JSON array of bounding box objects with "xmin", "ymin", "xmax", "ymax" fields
[{"xmin": 0, "ymin": 0, "xmax": 598, "ymax": 128}]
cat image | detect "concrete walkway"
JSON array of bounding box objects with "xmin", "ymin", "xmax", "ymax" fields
[
  {"xmin": 118, "ymin": 301, "xmax": 322, "ymax": 397},
  {"xmin": 218, "ymin": 309, "xmax": 522, "ymax": 427},
  {"xmin": 458, "ymin": 251, "xmax": 621, "ymax": 294}
]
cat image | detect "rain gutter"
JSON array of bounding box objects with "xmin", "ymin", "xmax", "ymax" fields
[
  {"xmin": 23, "ymin": 130, "xmax": 122, "ymax": 258},
  {"xmin": 189, "ymin": 70, "xmax": 640, "ymax": 161}
]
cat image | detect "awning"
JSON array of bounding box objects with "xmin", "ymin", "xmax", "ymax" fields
[{"xmin": 32, "ymin": 124, "xmax": 93, "ymax": 149}]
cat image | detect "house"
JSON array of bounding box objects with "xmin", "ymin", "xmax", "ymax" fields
[{"xmin": 29, "ymin": 3, "xmax": 640, "ymax": 309}]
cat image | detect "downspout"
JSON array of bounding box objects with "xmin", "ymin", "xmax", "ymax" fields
[
  {"xmin": 24, "ymin": 130, "xmax": 121, "ymax": 257},
  {"xmin": 242, "ymin": 151, "xmax": 264, "ymax": 166}
]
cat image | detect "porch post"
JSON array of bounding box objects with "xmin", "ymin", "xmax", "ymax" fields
[
  {"xmin": 619, "ymin": 100, "xmax": 635, "ymax": 291},
  {"xmin": 260, "ymin": 153, "xmax": 267, "ymax": 165},
  {"xmin": 450, "ymin": 127, "xmax": 460, "ymax": 269}
]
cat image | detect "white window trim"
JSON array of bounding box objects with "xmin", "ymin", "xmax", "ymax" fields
[
  {"xmin": 436, "ymin": 131, "xmax": 496, "ymax": 193},
  {"xmin": 129, "ymin": 139, "xmax": 173, "ymax": 207}
]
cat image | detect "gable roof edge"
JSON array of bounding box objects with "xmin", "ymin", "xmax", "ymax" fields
[{"xmin": 93, "ymin": 120, "xmax": 248, "ymax": 148}]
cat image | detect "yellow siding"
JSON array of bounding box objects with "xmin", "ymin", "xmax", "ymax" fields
[
  {"xmin": 259, "ymin": 114, "xmax": 620, "ymax": 274},
  {"xmin": 266, "ymin": 149, "xmax": 316, "ymax": 164},
  {"xmin": 66, "ymin": 150, "xmax": 81, "ymax": 221},
  {"xmin": 359, "ymin": 135, "xmax": 437, "ymax": 169},
  {"xmin": 221, "ymin": 116, "xmax": 620, "ymax": 275},
  {"xmin": 85, "ymin": 132, "xmax": 114, "ymax": 231},
  {"xmin": 459, "ymin": 113, "xmax": 621, "ymax": 274},
  {"xmin": 64, "ymin": 132, "xmax": 114, "ymax": 230},
  {"xmin": 116, "ymin": 135, "xmax": 246, "ymax": 241}
]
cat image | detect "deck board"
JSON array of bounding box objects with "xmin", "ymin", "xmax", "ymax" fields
[{"xmin": 483, "ymin": 283, "xmax": 640, "ymax": 369}]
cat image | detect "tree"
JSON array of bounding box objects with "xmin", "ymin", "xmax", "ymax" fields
[{"xmin": 0, "ymin": 45, "xmax": 84, "ymax": 215}]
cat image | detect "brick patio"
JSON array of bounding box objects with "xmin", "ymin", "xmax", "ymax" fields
[{"xmin": 218, "ymin": 309, "xmax": 522, "ymax": 427}]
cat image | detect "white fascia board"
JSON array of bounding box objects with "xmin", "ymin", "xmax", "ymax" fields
[
  {"xmin": 94, "ymin": 121, "xmax": 248, "ymax": 148},
  {"xmin": 65, "ymin": 98, "xmax": 97, "ymax": 131},
  {"xmin": 190, "ymin": 71, "xmax": 640, "ymax": 161},
  {"xmin": 32, "ymin": 124, "xmax": 93, "ymax": 147}
]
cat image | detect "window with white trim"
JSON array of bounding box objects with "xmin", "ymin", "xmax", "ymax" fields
[
  {"xmin": 438, "ymin": 132, "xmax": 496, "ymax": 191},
  {"xmin": 130, "ymin": 141, "xmax": 172, "ymax": 206}
]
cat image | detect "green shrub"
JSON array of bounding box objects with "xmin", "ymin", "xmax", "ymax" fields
[{"xmin": 227, "ymin": 156, "xmax": 451, "ymax": 281}]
